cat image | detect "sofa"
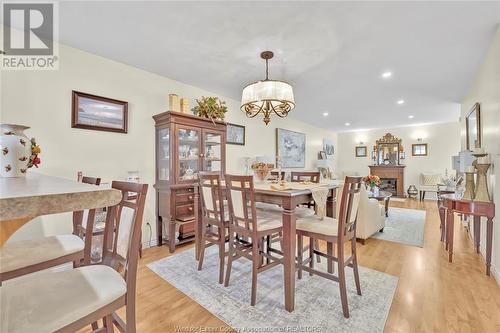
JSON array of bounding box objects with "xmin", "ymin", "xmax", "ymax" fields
[{"xmin": 336, "ymin": 185, "xmax": 385, "ymax": 243}]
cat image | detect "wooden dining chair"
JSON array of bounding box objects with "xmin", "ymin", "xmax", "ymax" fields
[
  {"xmin": 0, "ymin": 181, "xmax": 148, "ymax": 333},
  {"xmin": 296, "ymin": 176, "xmax": 363, "ymax": 318},
  {"xmin": 224, "ymin": 174, "xmax": 284, "ymax": 306},
  {"xmin": 291, "ymin": 171, "xmax": 321, "ymax": 183},
  {"xmin": 0, "ymin": 176, "xmax": 101, "ymax": 283},
  {"xmin": 197, "ymin": 172, "xmax": 229, "ymax": 284},
  {"xmin": 270, "ymin": 170, "xmax": 286, "ymax": 181}
]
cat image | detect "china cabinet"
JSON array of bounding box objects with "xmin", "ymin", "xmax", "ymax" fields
[{"xmin": 153, "ymin": 111, "xmax": 226, "ymax": 252}]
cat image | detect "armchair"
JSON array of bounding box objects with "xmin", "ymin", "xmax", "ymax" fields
[
  {"xmin": 336, "ymin": 185, "xmax": 385, "ymax": 244},
  {"xmin": 419, "ymin": 173, "xmax": 442, "ymax": 201}
]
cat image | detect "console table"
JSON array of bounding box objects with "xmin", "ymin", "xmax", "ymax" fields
[{"xmin": 440, "ymin": 194, "xmax": 495, "ymax": 276}]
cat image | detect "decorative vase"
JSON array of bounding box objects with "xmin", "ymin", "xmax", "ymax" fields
[
  {"xmin": 0, "ymin": 124, "xmax": 31, "ymax": 177},
  {"xmin": 474, "ymin": 164, "xmax": 491, "ymax": 202},
  {"xmin": 462, "ymin": 171, "xmax": 475, "ymax": 200},
  {"xmin": 407, "ymin": 185, "xmax": 418, "ymax": 198},
  {"xmin": 180, "ymin": 98, "xmax": 189, "ymax": 113},
  {"xmin": 169, "ymin": 94, "xmax": 179, "ymax": 112}
]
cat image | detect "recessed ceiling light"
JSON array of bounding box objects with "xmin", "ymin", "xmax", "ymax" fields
[
  {"xmin": 345, "ymin": 122, "xmax": 351, "ymax": 126},
  {"xmin": 408, "ymin": 115, "xmax": 414, "ymax": 119},
  {"xmin": 323, "ymin": 112, "xmax": 329, "ymax": 116},
  {"xmin": 381, "ymin": 71, "xmax": 392, "ymax": 79},
  {"xmin": 397, "ymin": 99, "xmax": 405, "ymax": 105}
]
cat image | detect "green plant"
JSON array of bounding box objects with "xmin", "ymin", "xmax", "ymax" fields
[{"xmin": 191, "ymin": 96, "xmax": 228, "ymax": 123}]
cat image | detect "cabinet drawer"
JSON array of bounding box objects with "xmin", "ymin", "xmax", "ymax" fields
[
  {"xmin": 179, "ymin": 222, "xmax": 195, "ymax": 234},
  {"xmin": 176, "ymin": 203, "xmax": 194, "ymax": 217},
  {"xmin": 176, "ymin": 192, "xmax": 195, "ymax": 204}
]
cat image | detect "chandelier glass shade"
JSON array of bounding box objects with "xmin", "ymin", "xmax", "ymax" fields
[{"xmin": 240, "ymin": 51, "xmax": 295, "ymax": 125}]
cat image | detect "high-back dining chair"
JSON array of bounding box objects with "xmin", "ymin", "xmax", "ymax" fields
[
  {"xmin": 0, "ymin": 181, "xmax": 148, "ymax": 333},
  {"xmin": 291, "ymin": 171, "xmax": 320, "ymax": 183},
  {"xmin": 224, "ymin": 175, "xmax": 284, "ymax": 306},
  {"xmin": 295, "ymin": 176, "xmax": 363, "ymax": 318},
  {"xmin": 197, "ymin": 172, "xmax": 229, "ymax": 284},
  {"xmin": 270, "ymin": 171, "xmax": 286, "ymax": 181},
  {"xmin": 0, "ymin": 176, "xmax": 101, "ymax": 283}
]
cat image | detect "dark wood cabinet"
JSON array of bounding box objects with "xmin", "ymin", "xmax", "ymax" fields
[{"xmin": 153, "ymin": 111, "xmax": 226, "ymax": 252}]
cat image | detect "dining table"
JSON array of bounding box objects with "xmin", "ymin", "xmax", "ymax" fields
[
  {"xmin": 195, "ymin": 180, "xmax": 339, "ymax": 312},
  {"xmin": 0, "ymin": 173, "xmax": 122, "ymax": 246}
]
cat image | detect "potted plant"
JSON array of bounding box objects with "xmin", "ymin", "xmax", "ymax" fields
[{"xmin": 191, "ymin": 96, "xmax": 228, "ymax": 124}]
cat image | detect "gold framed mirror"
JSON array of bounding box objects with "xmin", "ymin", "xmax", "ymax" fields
[{"xmin": 374, "ymin": 133, "xmax": 403, "ymax": 165}]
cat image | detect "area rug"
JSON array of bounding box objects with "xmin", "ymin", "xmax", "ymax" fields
[
  {"xmin": 148, "ymin": 247, "xmax": 398, "ymax": 333},
  {"xmin": 372, "ymin": 207, "xmax": 426, "ymax": 247}
]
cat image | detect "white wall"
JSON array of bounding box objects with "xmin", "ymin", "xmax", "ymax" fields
[
  {"xmin": 0, "ymin": 42, "xmax": 337, "ymax": 246},
  {"xmin": 337, "ymin": 122, "xmax": 461, "ymax": 198},
  {"xmin": 461, "ymin": 25, "xmax": 500, "ymax": 284}
]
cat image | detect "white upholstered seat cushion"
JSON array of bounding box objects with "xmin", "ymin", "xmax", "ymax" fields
[
  {"xmin": 255, "ymin": 212, "xmax": 283, "ymax": 232},
  {"xmin": 0, "ymin": 265, "xmax": 126, "ymax": 333},
  {"xmin": 0, "ymin": 235, "xmax": 84, "ymax": 273},
  {"xmin": 296, "ymin": 215, "xmax": 339, "ymax": 237}
]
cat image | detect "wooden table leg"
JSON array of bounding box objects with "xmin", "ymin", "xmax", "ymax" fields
[
  {"xmin": 327, "ymin": 191, "xmax": 336, "ymax": 218},
  {"xmin": 282, "ymin": 198, "xmax": 296, "ymax": 312},
  {"xmin": 486, "ymin": 218, "xmax": 493, "ymax": 276},
  {"xmin": 447, "ymin": 209, "xmax": 454, "ymax": 262},
  {"xmin": 474, "ymin": 215, "xmax": 481, "ymax": 254},
  {"xmin": 385, "ymin": 198, "xmax": 390, "ymax": 217},
  {"xmin": 439, "ymin": 206, "xmax": 446, "ymax": 242}
]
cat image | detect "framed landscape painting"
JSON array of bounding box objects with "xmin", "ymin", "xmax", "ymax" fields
[
  {"xmin": 323, "ymin": 138, "xmax": 335, "ymax": 156},
  {"xmin": 226, "ymin": 123, "xmax": 245, "ymax": 145},
  {"xmin": 72, "ymin": 91, "xmax": 128, "ymax": 133},
  {"xmin": 276, "ymin": 128, "xmax": 306, "ymax": 168}
]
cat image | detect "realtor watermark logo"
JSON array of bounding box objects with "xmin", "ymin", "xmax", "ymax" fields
[{"xmin": 1, "ymin": 1, "xmax": 59, "ymax": 70}]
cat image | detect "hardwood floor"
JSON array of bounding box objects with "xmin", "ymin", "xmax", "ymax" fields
[{"xmin": 86, "ymin": 199, "xmax": 500, "ymax": 332}]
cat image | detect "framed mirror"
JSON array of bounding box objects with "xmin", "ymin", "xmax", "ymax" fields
[
  {"xmin": 466, "ymin": 103, "xmax": 481, "ymax": 151},
  {"xmin": 374, "ymin": 133, "xmax": 403, "ymax": 165}
]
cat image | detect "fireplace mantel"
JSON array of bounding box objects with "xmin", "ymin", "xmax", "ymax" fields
[{"xmin": 369, "ymin": 165, "xmax": 406, "ymax": 198}]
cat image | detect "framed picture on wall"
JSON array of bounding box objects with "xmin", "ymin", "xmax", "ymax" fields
[
  {"xmin": 276, "ymin": 128, "xmax": 306, "ymax": 168},
  {"xmin": 466, "ymin": 103, "xmax": 481, "ymax": 150},
  {"xmin": 412, "ymin": 143, "xmax": 428, "ymax": 156},
  {"xmin": 323, "ymin": 138, "xmax": 335, "ymax": 156},
  {"xmin": 72, "ymin": 91, "xmax": 128, "ymax": 133},
  {"xmin": 226, "ymin": 123, "xmax": 245, "ymax": 145},
  {"xmin": 355, "ymin": 146, "xmax": 367, "ymax": 157}
]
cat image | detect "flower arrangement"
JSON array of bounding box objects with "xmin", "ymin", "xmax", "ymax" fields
[
  {"xmin": 251, "ymin": 162, "xmax": 274, "ymax": 182},
  {"xmin": 27, "ymin": 138, "xmax": 41, "ymax": 168},
  {"xmin": 191, "ymin": 96, "xmax": 228, "ymax": 124},
  {"xmin": 363, "ymin": 175, "xmax": 380, "ymax": 190}
]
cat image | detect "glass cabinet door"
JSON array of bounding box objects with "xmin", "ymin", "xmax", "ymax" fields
[
  {"xmin": 157, "ymin": 128, "xmax": 170, "ymax": 181},
  {"xmin": 177, "ymin": 127, "xmax": 200, "ymax": 181},
  {"xmin": 203, "ymin": 131, "xmax": 222, "ymax": 172}
]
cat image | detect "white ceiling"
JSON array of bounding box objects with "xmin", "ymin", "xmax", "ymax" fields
[{"xmin": 55, "ymin": 1, "xmax": 499, "ymax": 131}]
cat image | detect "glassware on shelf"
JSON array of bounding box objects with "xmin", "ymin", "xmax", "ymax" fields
[
  {"xmin": 178, "ymin": 128, "xmax": 199, "ymax": 181},
  {"xmin": 158, "ymin": 128, "xmax": 170, "ymax": 180}
]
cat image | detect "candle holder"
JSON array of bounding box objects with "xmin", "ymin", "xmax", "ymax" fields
[
  {"xmin": 474, "ymin": 163, "xmax": 491, "ymax": 202},
  {"xmin": 462, "ymin": 171, "xmax": 475, "ymax": 200}
]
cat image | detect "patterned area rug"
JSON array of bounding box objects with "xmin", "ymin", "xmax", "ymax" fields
[
  {"xmin": 148, "ymin": 247, "xmax": 398, "ymax": 333},
  {"xmin": 372, "ymin": 207, "xmax": 426, "ymax": 247}
]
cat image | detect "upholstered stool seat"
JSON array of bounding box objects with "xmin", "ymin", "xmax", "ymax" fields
[
  {"xmin": 0, "ymin": 235, "xmax": 84, "ymax": 274},
  {"xmin": 0, "ymin": 265, "xmax": 126, "ymax": 333},
  {"xmin": 296, "ymin": 215, "xmax": 339, "ymax": 236}
]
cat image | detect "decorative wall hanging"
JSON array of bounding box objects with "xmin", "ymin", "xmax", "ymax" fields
[
  {"xmin": 412, "ymin": 143, "xmax": 428, "ymax": 156},
  {"xmin": 355, "ymin": 146, "xmax": 367, "ymax": 157},
  {"xmin": 226, "ymin": 123, "xmax": 245, "ymax": 145},
  {"xmin": 72, "ymin": 91, "xmax": 128, "ymax": 133},
  {"xmin": 276, "ymin": 128, "xmax": 305, "ymax": 168},
  {"xmin": 241, "ymin": 51, "xmax": 295, "ymax": 125},
  {"xmin": 323, "ymin": 138, "xmax": 335, "ymax": 156}
]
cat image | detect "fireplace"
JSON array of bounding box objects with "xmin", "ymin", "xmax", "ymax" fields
[
  {"xmin": 368, "ymin": 165, "xmax": 405, "ymax": 197},
  {"xmin": 380, "ymin": 178, "xmax": 397, "ymax": 196}
]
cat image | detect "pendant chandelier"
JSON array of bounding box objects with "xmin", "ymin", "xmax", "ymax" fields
[{"xmin": 240, "ymin": 51, "xmax": 295, "ymax": 125}]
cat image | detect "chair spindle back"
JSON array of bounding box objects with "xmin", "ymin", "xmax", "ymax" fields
[
  {"xmin": 337, "ymin": 176, "xmax": 362, "ymax": 241},
  {"xmin": 291, "ymin": 171, "xmax": 320, "ymax": 183},
  {"xmin": 224, "ymin": 174, "xmax": 258, "ymax": 237}
]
